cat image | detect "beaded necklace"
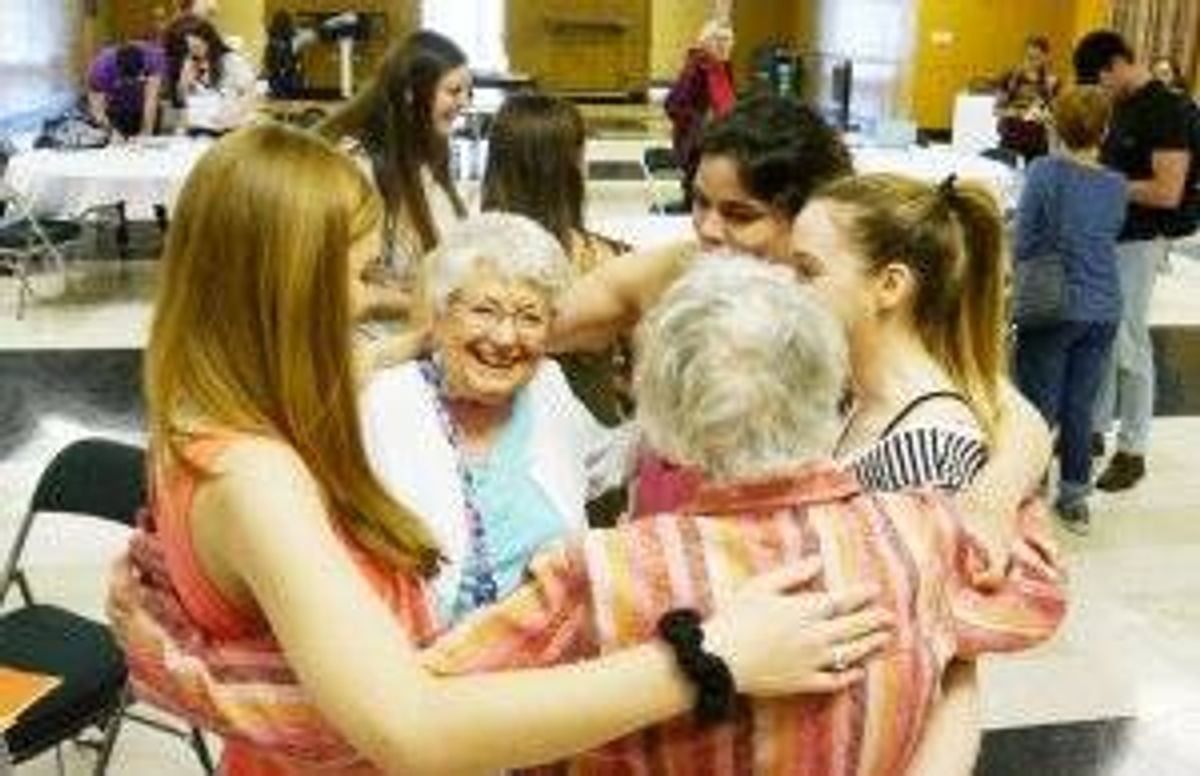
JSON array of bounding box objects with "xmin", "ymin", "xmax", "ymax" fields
[{"xmin": 417, "ymin": 358, "xmax": 500, "ymax": 612}]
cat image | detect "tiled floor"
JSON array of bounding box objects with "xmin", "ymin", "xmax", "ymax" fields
[{"xmin": 4, "ymin": 183, "xmax": 1200, "ymax": 774}]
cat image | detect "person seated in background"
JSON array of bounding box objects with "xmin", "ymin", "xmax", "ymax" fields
[
  {"xmin": 482, "ymin": 92, "xmax": 634, "ymax": 431},
  {"xmin": 86, "ymin": 41, "xmax": 166, "ymax": 139},
  {"xmin": 360, "ymin": 213, "xmax": 633, "ymax": 624},
  {"xmin": 665, "ymin": 18, "xmax": 737, "ymax": 210},
  {"xmin": 996, "ymin": 35, "xmax": 1059, "ymax": 164},
  {"xmin": 166, "ymin": 16, "xmax": 257, "ymax": 133},
  {"xmin": 162, "ymin": 0, "xmax": 220, "ymax": 106}
]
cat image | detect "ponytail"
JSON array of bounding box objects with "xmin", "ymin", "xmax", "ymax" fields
[
  {"xmin": 815, "ymin": 173, "xmax": 1008, "ymax": 441},
  {"xmin": 938, "ymin": 177, "xmax": 1007, "ymax": 439}
]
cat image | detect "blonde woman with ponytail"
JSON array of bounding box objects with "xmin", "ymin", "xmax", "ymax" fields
[
  {"xmin": 791, "ymin": 173, "xmax": 1009, "ymax": 482},
  {"xmin": 788, "ymin": 172, "xmax": 1038, "ymax": 776},
  {"xmin": 133, "ymin": 123, "xmax": 895, "ymax": 775}
]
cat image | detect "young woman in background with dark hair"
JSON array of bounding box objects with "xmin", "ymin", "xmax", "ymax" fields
[
  {"xmin": 319, "ymin": 31, "xmax": 471, "ymax": 279},
  {"xmin": 483, "ymin": 93, "xmax": 629, "ymax": 275},
  {"xmin": 482, "ymin": 93, "xmax": 634, "ymax": 431},
  {"xmin": 996, "ymin": 35, "xmax": 1060, "ymax": 163}
]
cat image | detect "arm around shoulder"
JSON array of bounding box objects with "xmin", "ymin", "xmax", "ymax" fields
[
  {"xmin": 552, "ymin": 239, "xmax": 697, "ymax": 353},
  {"xmin": 192, "ymin": 438, "xmax": 700, "ymax": 773}
]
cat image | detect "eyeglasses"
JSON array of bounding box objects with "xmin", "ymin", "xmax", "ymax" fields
[{"xmin": 450, "ymin": 297, "xmax": 550, "ymax": 337}]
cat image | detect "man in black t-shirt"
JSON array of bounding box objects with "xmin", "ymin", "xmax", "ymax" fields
[{"xmin": 1073, "ymin": 30, "xmax": 1194, "ymax": 492}]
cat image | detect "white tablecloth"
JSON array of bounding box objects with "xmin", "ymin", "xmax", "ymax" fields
[
  {"xmin": 3, "ymin": 138, "xmax": 213, "ymax": 220},
  {"xmin": 951, "ymin": 93, "xmax": 1000, "ymax": 155},
  {"xmin": 591, "ymin": 214, "xmax": 693, "ymax": 248},
  {"xmin": 852, "ymin": 144, "xmax": 1018, "ymax": 208}
]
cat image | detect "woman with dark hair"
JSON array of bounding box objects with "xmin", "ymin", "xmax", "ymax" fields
[
  {"xmin": 483, "ymin": 93, "xmax": 628, "ymax": 275},
  {"xmin": 165, "ymin": 16, "xmax": 256, "ymax": 131},
  {"xmin": 318, "ymin": 30, "xmax": 471, "ymax": 284},
  {"xmin": 996, "ymin": 35, "xmax": 1060, "ymax": 164},
  {"xmin": 481, "ymin": 94, "xmax": 635, "ymax": 505}
]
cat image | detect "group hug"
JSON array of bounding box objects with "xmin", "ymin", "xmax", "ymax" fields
[{"xmin": 103, "ymin": 29, "xmax": 1067, "ymax": 776}]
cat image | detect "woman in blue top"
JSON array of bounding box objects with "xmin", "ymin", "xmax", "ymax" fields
[{"xmin": 1014, "ymin": 86, "xmax": 1128, "ymax": 533}]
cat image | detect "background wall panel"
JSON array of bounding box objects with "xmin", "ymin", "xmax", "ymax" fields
[
  {"xmin": 911, "ymin": 0, "xmax": 1077, "ymax": 129},
  {"xmin": 649, "ymin": 0, "xmax": 709, "ymax": 82}
]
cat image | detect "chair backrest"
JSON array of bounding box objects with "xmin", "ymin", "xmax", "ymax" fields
[
  {"xmin": 642, "ymin": 146, "xmax": 678, "ymax": 174},
  {"xmin": 0, "ymin": 140, "xmax": 16, "ymax": 218},
  {"xmin": 28, "ymin": 437, "xmax": 147, "ymax": 527},
  {"xmin": 0, "ymin": 135, "xmax": 14, "ymax": 177},
  {"xmin": 2, "ymin": 437, "xmax": 146, "ymax": 605},
  {"xmin": 0, "ymin": 177, "xmax": 36, "ymax": 228}
]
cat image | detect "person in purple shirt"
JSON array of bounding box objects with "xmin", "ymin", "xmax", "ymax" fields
[{"xmin": 87, "ymin": 42, "xmax": 166, "ymax": 138}]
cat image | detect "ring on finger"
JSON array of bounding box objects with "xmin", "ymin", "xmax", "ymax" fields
[{"xmin": 831, "ymin": 643, "xmax": 847, "ymax": 672}]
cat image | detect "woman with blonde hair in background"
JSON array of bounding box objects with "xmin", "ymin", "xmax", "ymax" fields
[
  {"xmin": 666, "ymin": 17, "xmax": 737, "ymax": 208},
  {"xmin": 122, "ymin": 122, "xmax": 893, "ymax": 774}
]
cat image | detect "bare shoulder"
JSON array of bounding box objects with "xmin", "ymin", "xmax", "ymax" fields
[
  {"xmin": 197, "ymin": 437, "xmax": 326, "ymax": 537},
  {"xmin": 890, "ymin": 397, "xmax": 984, "ymax": 441}
]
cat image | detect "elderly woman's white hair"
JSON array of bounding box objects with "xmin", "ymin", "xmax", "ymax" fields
[
  {"xmin": 698, "ymin": 18, "xmax": 733, "ymax": 45},
  {"xmin": 426, "ymin": 212, "xmax": 573, "ymax": 312},
  {"xmin": 634, "ymin": 255, "xmax": 848, "ymax": 481}
]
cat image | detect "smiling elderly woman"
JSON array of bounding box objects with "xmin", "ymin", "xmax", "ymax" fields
[{"xmin": 360, "ymin": 212, "xmax": 630, "ymax": 624}]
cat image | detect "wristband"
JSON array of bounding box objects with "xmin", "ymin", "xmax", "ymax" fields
[{"xmin": 657, "ymin": 608, "xmax": 736, "ymax": 725}]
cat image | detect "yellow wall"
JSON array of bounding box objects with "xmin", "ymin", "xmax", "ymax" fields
[
  {"xmin": 650, "ymin": 0, "xmax": 710, "ymax": 81},
  {"xmin": 912, "ymin": 0, "xmax": 1078, "ymax": 129},
  {"xmin": 1073, "ymin": 0, "xmax": 1111, "ymax": 41},
  {"xmin": 215, "ymin": 0, "xmax": 266, "ymax": 65},
  {"xmin": 731, "ymin": 1, "xmax": 796, "ymax": 84},
  {"xmin": 649, "ymin": 1, "xmax": 797, "ymax": 85}
]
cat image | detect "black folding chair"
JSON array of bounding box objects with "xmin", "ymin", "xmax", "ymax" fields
[
  {"xmin": 0, "ymin": 437, "xmax": 214, "ymax": 775},
  {"xmin": 642, "ymin": 146, "xmax": 684, "ymax": 215}
]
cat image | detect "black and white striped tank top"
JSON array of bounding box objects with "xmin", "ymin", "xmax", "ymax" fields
[{"xmin": 845, "ymin": 391, "xmax": 989, "ymax": 493}]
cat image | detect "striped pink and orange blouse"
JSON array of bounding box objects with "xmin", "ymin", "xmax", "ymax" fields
[{"xmin": 112, "ymin": 461, "xmax": 1066, "ymax": 775}]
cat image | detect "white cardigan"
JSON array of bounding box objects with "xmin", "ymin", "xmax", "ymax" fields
[{"xmin": 360, "ymin": 360, "xmax": 632, "ymax": 612}]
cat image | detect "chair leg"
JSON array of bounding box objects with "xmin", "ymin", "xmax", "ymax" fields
[
  {"xmin": 116, "ymin": 203, "xmax": 131, "ymax": 261},
  {"xmin": 14, "ymin": 258, "xmax": 30, "ymax": 320},
  {"xmin": 55, "ymin": 744, "xmax": 65, "ymax": 776},
  {"xmin": 91, "ymin": 689, "xmax": 131, "ymax": 776},
  {"xmin": 189, "ymin": 727, "xmax": 215, "ymax": 775}
]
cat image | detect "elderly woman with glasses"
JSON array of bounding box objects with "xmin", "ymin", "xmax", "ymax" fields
[{"xmin": 360, "ymin": 212, "xmax": 632, "ymax": 624}]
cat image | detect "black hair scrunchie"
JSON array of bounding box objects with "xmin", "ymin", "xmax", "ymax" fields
[{"xmin": 657, "ymin": 609, "xmax": 737, "ymax": 726}]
